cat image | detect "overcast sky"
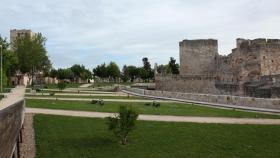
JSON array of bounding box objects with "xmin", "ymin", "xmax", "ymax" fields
[{"xmin": 1, "ymin": 0, "xmax": 280, "ymax": 69}]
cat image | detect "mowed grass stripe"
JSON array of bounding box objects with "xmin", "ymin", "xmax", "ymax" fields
[
  {"xmin": 26, "ymin": 99, "xmax": 280, "ymax": 118},
  {"xmin": 34, "ymin": 114, "xmax": 280, "ymax": 158}
]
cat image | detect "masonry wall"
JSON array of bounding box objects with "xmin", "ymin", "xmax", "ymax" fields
[
  {"xmin": 155, "ymin": 74, "xmax": 219, "ymax": 94},
  {"xmin": 0, "ymin": 100, "xmax": 25, "ymax": 158},
  {"xmin": 124, "ymin": 87, "xmax": 280, "ymax": 110},
  {"xmin": 179, "ymin": 39, "xmax": 218, "ymax": 75}
]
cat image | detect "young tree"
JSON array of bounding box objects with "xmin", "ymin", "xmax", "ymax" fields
[
  {"xmin": 57, "ymin": 82, "xmax": 66, "ymax": 91},
  {"xmin": 14, "ymin": 33, "xmax": 51, "ymax": 87},
  {"xmin": 168, "ymin": 57, "xmax": 179, "ymax": 74},
  {"xmin": 107, "ymin": 106, "xmax": 138, "ymax": 145}
]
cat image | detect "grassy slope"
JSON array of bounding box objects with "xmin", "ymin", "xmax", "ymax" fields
[
  {"xmin": 25, "ymin": 94, "xmax": 143, "ymax": 100},
  {"xmin": 34, "ymin": 114, "xmax": 280, "ymax": 158},
  {"xmin": 26, "ymin": 99, "xmax": 280, "ymax": 118}
]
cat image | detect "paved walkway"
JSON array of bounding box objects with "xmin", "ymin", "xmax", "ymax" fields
[
  {"xmin": 79, "ymin": 83, "xmax": 93, "ymax": 88},
  {"xmin": 25, "ymin": 92, "xmax": 127, "ymax": 96},
  {"xmin": 20, "ymin": 114, "xmax": 35, "ymax": 158},
  {"xmin": 25, "ymin": 97, "xmax": 172, "ymax": 103},
  {"xmin": 26, "ymin": 108, "xmax": 280, "ymax": 125},
  {"xmin": 0, "ymin": 86, "xmax": 25, "ymax": 110}
]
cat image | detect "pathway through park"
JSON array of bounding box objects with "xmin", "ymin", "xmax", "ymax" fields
[{"xmin": 26, "ymin": 108, "xmax": 280, "ymax": 125}]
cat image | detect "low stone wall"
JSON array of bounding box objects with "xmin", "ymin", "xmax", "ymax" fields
[
  {"xmin": 123, "ymin": 87, "xmax": 280, "ymax": 110},
  {"xmin": 0, "ymin": 100, "xmax": 25, "ymax": 158}
]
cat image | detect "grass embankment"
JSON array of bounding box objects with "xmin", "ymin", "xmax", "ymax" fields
[
  {"xmin": 34, "ymin": 114, "xmax": 280, "ymax": 158},
  {"xmin": 26, "ymin": 99, "xmax": 280, "ymax": 118},
  {"xmin": 25, "ymin": 94, "xmax": 143, "ymax": 100}
]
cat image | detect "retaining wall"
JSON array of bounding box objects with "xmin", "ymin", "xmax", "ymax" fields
[
  {"xmin": 123, "ymin": 87, "xmax": 280, "ymax": 110},
  {"xmin": 0, "ymin": 89, "xmax": 25, "ymax": 158}
]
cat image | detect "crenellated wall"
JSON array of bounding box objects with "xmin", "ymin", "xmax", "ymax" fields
[{"xmin": 156, "ymin": 38, "xmax": 280, "ymax": 98}]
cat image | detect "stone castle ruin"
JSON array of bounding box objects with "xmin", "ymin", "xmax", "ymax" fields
[{"xmin": 155, "ymin": 38, "xmax": 280, "ymax": 98}]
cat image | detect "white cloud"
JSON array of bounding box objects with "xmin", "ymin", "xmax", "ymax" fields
[{"xmin": 0, "ymin": 0, "xmax": 280, "ymax": 69}]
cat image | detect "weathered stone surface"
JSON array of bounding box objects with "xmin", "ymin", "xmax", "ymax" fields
[{"xmin": 156, "ymin": 38, "xmax": 280, "ymax": 98}]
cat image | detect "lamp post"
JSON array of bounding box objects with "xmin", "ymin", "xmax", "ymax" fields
[{"xmin": 0, "ymin": 45, "xmax": 2, "ymax": 93}]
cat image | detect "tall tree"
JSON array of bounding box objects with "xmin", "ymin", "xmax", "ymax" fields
[
  {"xmin": 107, "ymin": 62, "xmax": 120, "ymax": 82},
  {"xmin": 121, "ymin": 65, "xmax": 129, "ymax": 82},
  {"xmin": 0, "ymin": 35, "xmax": 19, "ymax": 86},
  {"xmin": 14, "ymin": 33, "xmax": 51, "ymax": 87},
  {"xmin": 168, "ymin": 57, "xmax": 179, "ymax": 74},
  {"xmin": 141, "ymin": 57, "xmax": 153, "ymax": 82}
]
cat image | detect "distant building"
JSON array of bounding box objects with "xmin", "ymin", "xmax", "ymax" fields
[{"xmin": 10, "ymin": 29, "xmax": 35, "ymax": 49}]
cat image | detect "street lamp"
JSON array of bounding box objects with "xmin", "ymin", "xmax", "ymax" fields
[{"xmin": 0, "ymin": 45, "xmax": 2, "ymax": 93}]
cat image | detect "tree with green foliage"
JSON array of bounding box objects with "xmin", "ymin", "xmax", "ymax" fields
[
  {"xmin": 57, "ymin": 82, "xmax": 66, "ymax": 91},
  {"xmin": 107, "ymin": 106, "xmax": 138, "ymax": 145},
  {"xmin": 50, "ymin": 69, "xmax": 58, "ymax": 78},
  {"xmin": 107, "ymin": 62, "xmax": 120, "ymax": 82},
  {"xmin": 13, "ymin": 33, "xmax": 51, "ymax": 87},
  {"xmin": 0, "ymin": 35, "xmax": 19, "ymax": 87},
  {"xmin": 57, "ymin": 68, "xmax": 74, "ymax": 81},
  {"xmin": 121, "ymin": 65, "xmax": 129, "ymax": 82},
  {"xmin": 127, "ymin": 66, "xmax": 139, "ymax": 82},
  {"xmin": 141, "ymin": 57, "xmax": 153, "ymax": 82},
  {"xmin": 168, "ymin": 57, "xmax": 179, "ymax": 74}
]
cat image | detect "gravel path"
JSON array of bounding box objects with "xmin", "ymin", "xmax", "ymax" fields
[
  {"xmin": 79, "ymin": 83, "xmax": 93, "ymax": 88},
  {"xmin": 26, "ymin": 108, "xmax": 280, "ymax": 125},
  {"xmin": 25, "ymin": 92, "xmax": 127, "ymax": 96},
  {"xmin": 20, "ymin": 113, "xmax": 35, "ymax": 158}
]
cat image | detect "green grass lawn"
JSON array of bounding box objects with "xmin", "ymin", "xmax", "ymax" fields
[
  {"xmin": 26, "ymin": 99, "xmax": 280, "ymax": 118},
  {"xmin": 34, "ymin": 114, "xmax": 280, "ymax": 158},
  {"xmin": 25, "ymin": 94, "xmax": 144, "ymax": 100}
]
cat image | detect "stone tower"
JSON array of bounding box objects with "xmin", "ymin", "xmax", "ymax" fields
[{"xmin": 179, "ymin": 39, "xmax": 218, "ymax": 75}]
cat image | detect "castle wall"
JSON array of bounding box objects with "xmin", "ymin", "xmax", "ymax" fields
[
  {"xmin": 156, "ymin": 38, "xmax": 280, "ymax": 98},
  {"xmin": 179, "ymin": 39, "xmax": 218, "ymax": 75},
  {"xmin": 155, "ymin": 75, "xmax": 218, "ymax": 94}
]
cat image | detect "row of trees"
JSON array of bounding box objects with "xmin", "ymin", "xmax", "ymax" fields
[
  {"xmin": 1, "ymin": 33, "xmax": 180, "ymax": 86},
  {"xmin": 49, "ymin": 64, "xmax": 92, "ymax": 82}
]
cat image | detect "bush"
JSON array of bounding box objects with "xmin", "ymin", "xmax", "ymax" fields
[
  {"xmin": 91, "ymin": 99, "xmax": 104, "ymax": 106},
  {"xmin": 57, "ymin": 82, "xmax": 66, "ymax": 91},
  {"xmin": 49, "ymin": 92, "xmax": 55, "ymax": 96},
  {"xmin": 152, "ymin": 101, "xmax": 160, "ymax": 108},
  {"xmin": 144, "ymin": 103, "xmax": 151, "ymax": 106},
  {"xmin": 91, "ymin": 100, "xmax": 98, "ymax": 104},
  {"xmin": 107, "ymin": 106, "xmax": 138, "ymax": 145}
]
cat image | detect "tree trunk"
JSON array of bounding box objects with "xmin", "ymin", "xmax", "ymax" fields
[{"xmin": 121, "ymin": 136, "xmax": 128, "ymax": 145}]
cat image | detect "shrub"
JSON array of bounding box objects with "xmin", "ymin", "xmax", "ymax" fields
[
  {"xmin": 91, "ymin": 99, "xmax": 104, "ymax": 106},
  {"xmin": 144, "ymin": 103, "xmax": 151, "ymax": 106},
  {"xmin": 91, "ymin": 100, "xmax": 98, "ymax": 104},
  {"xmin": 49, "ymin": 92, "xmax": 55, "ymax": 96},
  {"xmin": 152, "ymin": 101, "xmax": 160, "ymax": 108},
  {"xmin": 99, "ymin": 99, "xmax": 104, "ymax": 106},
  {"xmin": 57, "ymin": 82, "xmax": 66, "ymax": 91},
  {"xmin": 107, "ymin": 106, "xmax": 138, "ymax": 145}
]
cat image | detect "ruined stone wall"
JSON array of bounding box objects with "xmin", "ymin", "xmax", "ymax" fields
[
  {"xmin": 179, "ymin": 39, "xmax": 218, "ymax": 75},
  {"xmin": 156, "ymin": 38, "xmax": 280, "ymax": 98},
  {"xmin": 155, "ymin": 74, "xmax": 219, "ymax": 94}
]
